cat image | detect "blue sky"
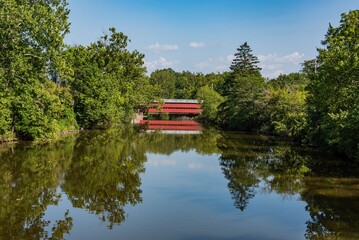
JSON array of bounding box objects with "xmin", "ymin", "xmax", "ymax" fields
[{"xmin": 65, "ymin": 0, "xmax": 358, "ymax": 78}]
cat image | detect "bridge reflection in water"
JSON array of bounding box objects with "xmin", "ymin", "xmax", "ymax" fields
[
  {"xmin": 138, "ymin": 99, "xmax": 203, "ymax": 134},
  {"xmin": 140, "ymin": 120, "xmax": 202, "ymax": 134}
]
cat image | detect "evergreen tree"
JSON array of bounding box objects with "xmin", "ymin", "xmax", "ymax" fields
[
  {"xmin": 230, "ymin": 42, "xmax": 262, "ymax": 76},
  {"xmin": 218, "ymin": 42, "xmax": 265, "ymax": 130}
]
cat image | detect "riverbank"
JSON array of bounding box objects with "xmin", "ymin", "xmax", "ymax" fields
[{"xmin": 0, "ymin": 129, "xmax": 81, "ymax": 146}]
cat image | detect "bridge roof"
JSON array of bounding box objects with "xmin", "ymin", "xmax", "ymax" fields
[
  {"xmin": 153, "ymin": 99, "xmax": 200, "ymax": 104},
  {"xmin": 148, "ymin": 108, "xmax": 201, "ymax": 114}
]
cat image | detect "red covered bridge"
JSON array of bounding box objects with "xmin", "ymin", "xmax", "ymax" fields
[
  {"xmin": 134, "ymin": 99, "xmax": 203, "ymax": 132},
  {"xmin": 148, "ymin": 99, "xmax": 202, "ymax": 115}
]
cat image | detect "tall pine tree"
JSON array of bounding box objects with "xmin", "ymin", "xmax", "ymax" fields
[
  {"xmin": 218, "ymin": 42, "xmax": 265, "ymax": 130},
  {"xmin": 230, "ymin": 42, "xmax": 261, "ymax": 76}
]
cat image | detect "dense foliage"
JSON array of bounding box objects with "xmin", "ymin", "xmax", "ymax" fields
[
  {"xmin": 0, "ymin": 1, "xmax": 357, "ymax": 161},
  {"xmin": 0, "ymin": 0, "xmax": 76, "ymax": 140},
  {"xmin": 264, "ymin": 73, "xmax": 309, "ymax": 140},
  {"xmin": 68, "ymin": 28, "xmax": 149, "ymax": 128},
  {"xmin": 0, "ymin": 0, "xmax": 151, "ymax": 141},
  {"xmin": 307, "ymin": 10, "xmax": 359, "ymax": 159},
  {"xmin": 196, "ymin": 85, "xmax": 224, "ymax": 124},
  {"xmin": 149, "ymin": 68, "xmax": 224, "ymax": 99}
]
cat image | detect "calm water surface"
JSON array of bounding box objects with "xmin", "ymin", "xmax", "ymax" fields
[{"xmin": 1, "ymin": 127, "xmax": 359, "ymax": 240}]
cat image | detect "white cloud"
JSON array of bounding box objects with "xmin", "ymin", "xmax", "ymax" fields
[
  {"xmin": 189, "ymin": 42, "xmax": 223, "ymax": 48},
  {"xmin": 148, "ymin": 42, "xmax": 178, "ymax": 53},
  {"xmin": 266, "ymin": 69, "xmax": 285, "ymax": 79},
  {"xmin": 258, "ymin": 52, "xmax": 304, "ymax": 64},
  {"xmin": 195, "ymin": 58, "xmax": 226, "ymax": 72},
  {"xmin": 148, "ymin": 158, "xmax": 176, "ymax": 167},
  {"xmin": 144, "ymin": 50, "xmax": 303, "ymax": 78},
  {"xmin": 188, "ymin": 163, "xmax": 204, "ymax": 170},
  {"xmin": 144, "ymin": 56, "xmax": 178, "ymax": 73},
  {"xmin": 194, "ymin": 55, "xmax": 233, "ymax": 73},
  {"xmin": 258, "ymin": 52, "xmax": 304, "ymax": 78},
  {"xmin": 280, "ymin": 52, "xmax": 304, "ymax": 64},
  {"xmin": 189, "ymin": 42, "xmax": 206, "ymax": 48},
  {"xmin": 258, "ymin": 54, "xmax": 276, "ymax": 62},
  {"xmin": 227, "ymin": 54, "xmax": 234, "ymax": 62},
  {"xmin": 260, "ymin": 63, "xmax": 283, "ymax": 70}
]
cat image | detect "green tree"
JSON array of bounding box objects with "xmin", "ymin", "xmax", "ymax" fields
[
  {"xmin": 220, "ymin": 75, "xmax": 265, "ymax": 130},
  {"xmin": 264, "ymin": 73, "xmax": 309, "ymax": 139},
  {"xmin": 301, "ymin": 59, "xmax": 318, "ymax": 79},
  {"xmin": 0, "ymin": 70, "xmax": 12, "ymax": 141},
  {"xmin": 0, "ymin": 0, "xmax": 77, "ymax": 140},
  {"xmin": 264, "ymin": 86, "xmax": 308, "ymax": 139},
  {"xmin": 68, "ymin": 28, "xmax": 147, "ymax": 128},
  {"xmin": 149, "ymin": 69, "xmax": 226, "ymax": 100},
  {"xmin": 218, "ymin": 42, "xmax": 265, "ymax": 130},
  {"xmin": 149, "ymin": 68, "xmax": 177, "ymax": 99},
  {"xmin": 175, "ymin": 71, "xmax": 201, "ymax": 99},
  {"xmin": 307, "ymin": 10, "xmax": 359, "ymax": 160},
  {"xmin": 206, "ymin": 72, "xmax": 230, "ymax": 96},
  {"xmin": 268, "ymin": 72, "xmax": 309, "ymax": 88},
  {"xmin": 197, "ymin": 86, "xmax": 224, "ymax": 123}
]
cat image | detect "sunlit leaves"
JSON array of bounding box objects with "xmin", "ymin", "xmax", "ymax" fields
[
  {"xmin": 197, "ymin": 85, "xmax": 224, "ymax": 124},
  {"xmin": 0, "ymin": 0, "xmax": 76, "ymax": 140},
  {"xmin": 68, "ymin": 29, "xmax": 148, "ymax": 128},
  {"xmin": 307, "ymin": 10, "xmax": 359, "ymax": 159}
]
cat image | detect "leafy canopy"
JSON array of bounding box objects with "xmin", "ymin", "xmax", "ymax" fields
[{"xmin": 307, "ymin": 10, "xmax": 359, "ymax": 159}]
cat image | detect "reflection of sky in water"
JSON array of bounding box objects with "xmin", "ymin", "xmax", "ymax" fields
[
  {"xmin": 147, "ymin": 155, "xmax": 177, "ymax": 167},
  {"xmin": 43, "ymin": 150, "xmax": 308, "ymax": 240},
  {"xmin": 11, "ymin": 129, "xmax": 357, "ymax": 240}
]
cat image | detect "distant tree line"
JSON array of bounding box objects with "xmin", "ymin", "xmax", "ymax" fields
[
  {"xmin": 0, "ymin": 1, "xmax": 358, "ymax": 161},
  {"xmin": 149, "ymin": 11, "xmax": 359, "ymax": 161}
]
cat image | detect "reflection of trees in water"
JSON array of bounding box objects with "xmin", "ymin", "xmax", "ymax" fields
[
  {"xmin": 1, "ymin": 127, "xmax": 359, "ymax": 239},
  {"xmin": 218, "ymin": 133, "xmax": 291, "ymax": 211},
  {"xmin": 61, "ymin": 127, "xmax": 147, "ymax": 229},
  {"xmin": 217, "ymin": 131, "xmax": 359, "ymax": 239},
  {"xmin": 0, "ymin": 126, "xmax": 148, "ymax": 238},
  {"xmin": 141, "ymin": 128, "xmax": 222, "ymax": 155},
  {"xmin": 300, "ymin": 155, "xmax": 359, "ymax": 239},
  {"xmin": 220, "ymin": 155, "xmax": 259, "ymax": 211},
  {"xmin": 0, "ymin": 137, "xmax": 76, "ymax": 239},
  {"xmin": 302, "ymin": 178, "xmax": 359, "ymax": 240}
]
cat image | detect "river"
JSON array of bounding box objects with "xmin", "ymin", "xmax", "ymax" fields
[{"xmin": 0, "ymin": 126, "xmax": 358, "ymax": 240}]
